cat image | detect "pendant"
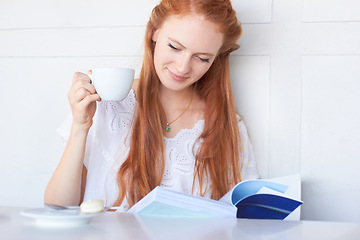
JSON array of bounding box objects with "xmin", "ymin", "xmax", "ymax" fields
[{"xmin": 166, "ymin": 124, "xmax": 171, "ymax": 132}]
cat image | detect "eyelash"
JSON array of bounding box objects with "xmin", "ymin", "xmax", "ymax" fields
[
  {"xmin": 199, "ymin": 57, "xmax": 210, "ymax": 63},
  {"xmin": 168, "ymin": 43, "xmax": 179, "ymax": 51},
  {"xmin": 167, "ymin": 43, "xmax": 210, "ymax": 63}
]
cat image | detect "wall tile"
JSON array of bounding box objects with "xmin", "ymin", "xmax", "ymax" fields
[
  {"xmin": 0, "ymin": 27, "xmax": 145, "ymax": 57},
  {"xmin": 0, "ymin": 0, "xmax": 274, "ymax": 27},
  {"xmin": 302, "ymin": 22, "xmax": 360, "ymax": 55},
  {"xmin": 303, "ymin": 0, "xmax": 360, "ymax": 22},
  {"xmin": 233, "ymin": 0, "xmax": 273, "ymax": 24},
  {"xmin": 230, "ymin": 56, "xmax": 270, "ymax": 178},
  {"xmin": 301, "ymin": 55, "xmax": 360, "ymax": 221},
  {"xmin": 235, "ymin": 24, "xmax": 272, "ymax": 56},
  {"xmin": 0, "ymin": 0, "xmax": 158, "ymax": 29}
]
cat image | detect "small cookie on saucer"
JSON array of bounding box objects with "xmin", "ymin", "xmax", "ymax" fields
[{"xmin": 80, "ymin": 200, "xmax": 104, "ymax": 213}]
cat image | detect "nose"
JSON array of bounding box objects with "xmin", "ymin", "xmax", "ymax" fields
[{"xmin": 175, "ymin": 53, "xmax": 191, "ymax": 74}]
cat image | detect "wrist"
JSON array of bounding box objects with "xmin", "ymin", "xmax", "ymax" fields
[{"xmin": 70, "ymin": 122, "xmax": 91, "ymax": 137}]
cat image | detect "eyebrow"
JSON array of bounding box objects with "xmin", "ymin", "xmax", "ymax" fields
[{"xmin": 168, "ymin": 37, "xmax": 215, "ymax": 56}]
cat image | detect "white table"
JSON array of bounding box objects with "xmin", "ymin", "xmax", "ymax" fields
[{"xmin": 1, "ymin": 206, "xmax": 359, "ymax": 240}]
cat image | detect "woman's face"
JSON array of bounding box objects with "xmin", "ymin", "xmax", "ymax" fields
[{"xmin": 152, "ymin": 14, "xmax": 223, "ymax": 93}]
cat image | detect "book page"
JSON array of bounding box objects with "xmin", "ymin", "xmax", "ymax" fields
[
  {"xmin": 266, "ymin": 174, "xmax": 301, "ymax": 201},
  {"xmin": 257, "ymin": 186, "xmax": 286, "ymax": 196},
  {"xmin": 128, "ymin": 186, "xmax": 237, "ymax": 217}
]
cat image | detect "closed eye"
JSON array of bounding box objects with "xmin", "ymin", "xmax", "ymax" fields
[
  {"xmin": 199, "ymin": 57, "xmax": 210, "ymax": 63},
  {"xmin": 168, "ymin": 43, "xmax": 179, "ymax": 51}
]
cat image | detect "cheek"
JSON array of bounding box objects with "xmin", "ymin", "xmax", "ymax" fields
[
  {"xmin": 195, "ymin": 64, "xmax": 212, "ymax": 78},
  {"xmin": 154, "ymin": 44, "xmax": 171, "ymax": 64},
  {"xmin": 153, "ymin": 45, "xmax": 165, "ymax": 72},
  {"xmin": 153, "ymin": 45, "xmax": 160, "ymax": 64},
  {"xmin": 153, "ymin": 48, "xmax": 162, "ymax": 78}
]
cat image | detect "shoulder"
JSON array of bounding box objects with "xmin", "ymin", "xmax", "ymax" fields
[
  {"xmin": 94, "ymin": 90, "xmax": 137, "ymax": 135},
  {"xmin": 236, "ymin": 115, "xmax": 260, "ymax": 179},
  {"xmin": 90, "ymin": 91, "xmax": 136, "ymax": 155},
  {"xmin": 132, "ymin": 78, "xmax": 139, "ymax": 93},
  {"xmin": 97, "ymin": 89, "xmax": 137, "ymax": 114},
  {"xmin": 236, "ymin": 115, "xmax": 253, "ymax": 147},
  {"xmin": 236, "ymin": 114, "xmax": 247, "ymax": 135}
]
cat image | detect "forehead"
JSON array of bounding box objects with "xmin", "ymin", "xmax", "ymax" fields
[{"xmin": 158, "ymin": 14, "xmax": 224, "ymax": 54}]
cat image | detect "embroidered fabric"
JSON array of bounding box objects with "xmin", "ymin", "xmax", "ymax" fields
[{"xmin": 57, "ymin": 89, "xmax": 259, "ymax": 212}]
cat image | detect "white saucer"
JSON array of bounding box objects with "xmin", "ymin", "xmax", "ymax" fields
[{"xmin": 20, "ymin": 208, "xmax": 104, "ymax": 227}]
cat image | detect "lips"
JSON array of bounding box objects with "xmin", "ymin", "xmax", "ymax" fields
[{"xmin": 167, "ymin": 68, "xmax": 189, "ymax": 82}]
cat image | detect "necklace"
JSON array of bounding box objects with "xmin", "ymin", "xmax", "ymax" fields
[{"xmin": 165, "ymin": 93, "xmax": 193, "ymax": 133}]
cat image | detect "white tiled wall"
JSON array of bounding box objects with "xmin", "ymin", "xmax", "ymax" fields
[
  {"xmin": 0, "ymin": 0, "xmax": 157, "ymax": 28},
  {"xmin": 301, "ymin": 56, "xmax": 360, "ymax": 221},
  {"xmin": 0, "ymin": 27, "xmax": 146, "ymax": 57},
  {"xmin": 230, "ymin": 56, "xmax": 270, "ymax": 180},
  {"xmin": 0, "ymin": 0, "xmax": 359, "ymax": 222},
  {"xmin": 303, "ymin": 0, "xmax": 360, "ymax": 22},
  {"xmin": 233, "ymin": 0, "xmax": 273, "ymax": 23}
]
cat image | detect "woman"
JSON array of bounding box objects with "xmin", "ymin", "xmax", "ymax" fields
[{"xmin": 45, "ymin": 0, "xmax": 259, "ymax": 211}]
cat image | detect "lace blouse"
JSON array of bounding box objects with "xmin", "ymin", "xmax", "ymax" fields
[{"xmin": 58, "ymin": 90, "xmax": 259, "ymax": 211}]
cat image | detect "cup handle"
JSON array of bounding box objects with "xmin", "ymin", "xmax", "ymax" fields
[{"xmin": 87, "ymin": 73, "xmax": 93, "ymax": 85}]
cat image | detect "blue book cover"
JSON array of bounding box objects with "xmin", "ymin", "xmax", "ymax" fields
[{"xmin": 219, "ymin": 178, "xmax": 303, "ymax": 219}]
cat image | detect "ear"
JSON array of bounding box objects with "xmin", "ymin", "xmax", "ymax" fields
[{"xmin": 152, "ymin": 29, "xmax": 159, "ymax": 42}]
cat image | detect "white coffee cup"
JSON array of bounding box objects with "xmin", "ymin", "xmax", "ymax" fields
[{"xmin": 87, "ymin": 67, "xmax": 135, "ymax": 101}]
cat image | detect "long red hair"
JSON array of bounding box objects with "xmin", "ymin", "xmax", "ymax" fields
[{"xmin": 115, "ymin": 0, "xmax": 243, "ymax": 207}]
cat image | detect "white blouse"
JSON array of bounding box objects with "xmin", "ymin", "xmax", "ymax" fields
[{"xmin": 58, "ymin": 90, "xmax": 259, "ymax": 211}]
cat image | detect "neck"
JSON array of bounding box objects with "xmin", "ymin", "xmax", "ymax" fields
[{"xmin": 159, "ymin": 86, "xmax": 194, "ymax": 112}]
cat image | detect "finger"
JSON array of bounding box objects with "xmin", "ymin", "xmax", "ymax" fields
[
  {"xmin": 75, "ymin": 71, "xmax": 95, "ymax": 92},
  {"xmin": 72, "ymin": 87, "xmax": 93, "ymax": 103},
  {"xmin": 75, "ymin": 80, "xmax": 96, "ymax": 95},
  {"xmin": 83, "ymin": 81, "xmax": 96, "ymax": 94},
  {"xmin": 70, "ymin": 78, "xmax": 96, "ymax": 97},
  {"xmin": 73, "ymin": 72, "xmax": 90, "ymax": 82},
  {"xmin": 87, "ymin": 70, "xmax": 93, "ymax": 84},
  {"xmin": 79, "ymin": 94, "xmax": 101, "ymax": 108},
  {"xmin": 69, "ymin": 72, "xmax": 91, "ymax": 96}
]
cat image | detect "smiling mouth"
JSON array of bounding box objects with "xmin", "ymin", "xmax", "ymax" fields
[{"xmin": 167, "ymin": 68, "xmax": 188, "ymax": 82}]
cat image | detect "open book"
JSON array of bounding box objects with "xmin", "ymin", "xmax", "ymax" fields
[{"xmin": 128, "ymin": 174, "xmax": 303, "ymax": 220}]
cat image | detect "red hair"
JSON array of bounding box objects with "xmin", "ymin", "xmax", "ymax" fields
[{"xmin": 115, "ymin": 0, "xmax": 243, "ymax": 207}]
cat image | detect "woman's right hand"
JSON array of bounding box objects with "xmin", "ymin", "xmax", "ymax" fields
[{"xmin": 68, "ymin": 71, "xmax": 101, "ymax": 130}]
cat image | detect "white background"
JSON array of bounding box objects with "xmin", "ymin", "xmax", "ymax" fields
[{"xmin": 0, "ymin": 0, "xmax": 359, "ymax": 222}]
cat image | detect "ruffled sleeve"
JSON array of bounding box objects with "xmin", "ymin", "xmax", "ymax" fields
[
  {"xmin": 237, "ymin": 116, "xmax": 260, "ymax": 180},
  {"xmin": 56, "ymin": 113, "xmax": 72, "ymax": 146},
  {"xmin": 56, "ymin": 90, "xmax": 136, "ymax": 207}
]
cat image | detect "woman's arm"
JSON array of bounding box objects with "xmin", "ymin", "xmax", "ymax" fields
[
  {"xmin": 44, "ymin": 124, "xmax": 88, "ymax": 205},
  {"xmin": 44, "ymin": 72, "xmax": 100, "ymax": 206}
]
